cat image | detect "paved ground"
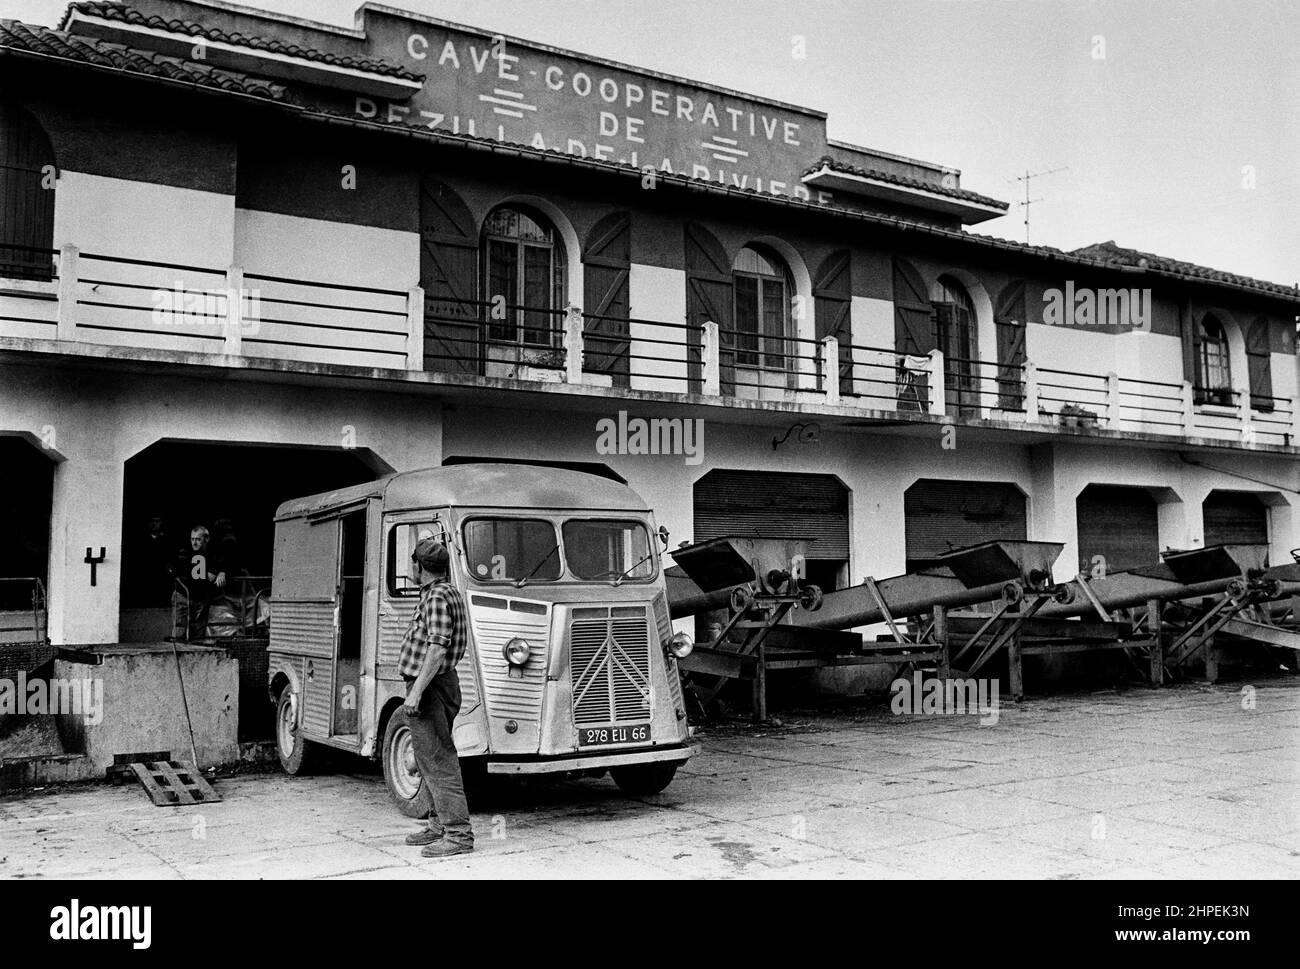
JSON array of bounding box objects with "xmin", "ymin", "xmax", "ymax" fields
[{"xmin": 1, "ymin": 682, "xmax": 1297, "ymax": 879}]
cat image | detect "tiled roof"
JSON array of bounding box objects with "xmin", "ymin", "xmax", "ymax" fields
[
  {"xmin": 805, "ymin": 155, "xmax": 1009, "ymax": 210},
  {"xmin": 60, "ymin": 1, "xmax": 422, "ymax": 81},
  {"xmin": 0, "ymin": 19, "xmax": 288, "ymax": 99},
  {"xmin": 1071, "ymin": 241, "xmax": 1300, "ymax": 301}
]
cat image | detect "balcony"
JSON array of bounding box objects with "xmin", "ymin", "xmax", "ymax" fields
[{"xmin": 1, "ymin": 244, "xmax": 1294, "ymax": 450}]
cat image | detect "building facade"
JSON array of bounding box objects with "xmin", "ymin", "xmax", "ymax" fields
[{"xmin": 1, "ymin": 0, "xmax": 1298, "ymax": 654}]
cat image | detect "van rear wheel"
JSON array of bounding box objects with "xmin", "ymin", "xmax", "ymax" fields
[
  {"xmin": 611, "ymin": 762, "xmax": 679, "ymax": 796},
  {"xmin": 275, "ymin": 686, "xmax": 321, "ymax": 776},
  {"xmin": 382, "ymin": 709, "xmax": 434, "ymax": 819}
]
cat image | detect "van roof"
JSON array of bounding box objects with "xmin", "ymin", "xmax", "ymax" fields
[{"xmin": 274, "ymin": 464, "xmax": 651, "ymax": 521}]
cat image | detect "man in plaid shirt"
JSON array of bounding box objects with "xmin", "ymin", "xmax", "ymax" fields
[{"xmin": 400, "ymin": 538, "xmax": 473, "ymax": 857}]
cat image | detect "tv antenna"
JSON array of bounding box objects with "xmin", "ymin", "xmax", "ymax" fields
[{"xmin": 1008, "ymin": 166, "xmax": 1069, "ymax": 244}]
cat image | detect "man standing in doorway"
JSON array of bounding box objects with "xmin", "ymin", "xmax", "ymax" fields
[{"xmin": 399, "ymin": 539, "xmax": 474, "ymax": 858}]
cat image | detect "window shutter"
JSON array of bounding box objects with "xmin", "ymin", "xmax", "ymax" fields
[
  {"xmin": 995, "ymin": 281, "xmax": 1027, "ymax": 410},
  {"xmin": 420, "ymin": 177, "xmax": 481, "ymax": 374},
  {"xmin": 1246, "ymin": 319, "xmax": 1273, "ymax": 411},
  {"xmin": 582, "ymin": 212, "xmax": 631, "ymax": 387},
  {"xmin": 814, "ymin": 249, "xmax": 853, "ymax": 395},
  {"xmin": 685, "ymin": 223, "xmax": 733, "ymax": 393},
  {"xmin": 0, "ymin": 101, "xmax": 56, "ymax": 281}
]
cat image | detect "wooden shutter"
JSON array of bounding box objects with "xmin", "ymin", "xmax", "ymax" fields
[
  {"xmin": 904, "ymin": 480, "xmax": 1027, "ymax": 573},
  {"xmin": 1076, "ymin": 485, "xmax": 1159, "ymax": 575},
  {"xmin": 583, "ymin": 211, "xmax": 631, "ymax": 387},
  {"xmin": 994, "ymin": 281, "xmax": 1027, "ymax": 410},
  {"xmin": 1246, "ymin": 318, "xmax": 1273, "ymax": 411},
  {"xmin": 893, "ymin": 259, "xmax": 936, "ymax": 355},
  {"xmin": 419, "ymin": 177, "xmax": 480, "ymax": 374},
  {"xmin": 814, "ymin": 249, "xmax": 853, "ymax": 396},
  {"xmin": 0, "ymin": 101, "xmax": 56, "ymax": 281},
  {"xmin": 685, "ymin": 223, "xmax": 733, "ymax": 394},
  {"xmin": 694, "ymin": 470, "xmax": 849, "ymax": 560}
]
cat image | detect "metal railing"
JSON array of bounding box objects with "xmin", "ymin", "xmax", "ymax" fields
[
  {"xmin": 3, "ymin": 244, "xmax": 1296, "ymax": 449},
  {"xmin": 0, "ymin": 577, "xmax": 47, "ymax": 644},
  {"xmin": 172, "ymin": 576, "xmax": 271, "ymax": 642}
]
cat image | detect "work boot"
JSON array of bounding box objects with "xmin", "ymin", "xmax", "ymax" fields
[
  {"xmin": 421, "ymin": 840, "xmax": 473, "ymax": 859},
  {"xmin": 405, "ymin": 828, "xmax": 443, "ymax": 847}
]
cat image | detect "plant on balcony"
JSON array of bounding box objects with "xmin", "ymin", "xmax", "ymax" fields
[{"xmin": 1059, "ymin": 403, "xmax": 1100, "ymax": 428}]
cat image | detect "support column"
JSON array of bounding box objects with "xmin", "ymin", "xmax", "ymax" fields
[
  {"xmin": 47, "ymin": 442, "xmax": 125, "ymax": 645},
  {"xmin": 1147, "ymin": 598, "xmax": 1164, "ymax": 687}
]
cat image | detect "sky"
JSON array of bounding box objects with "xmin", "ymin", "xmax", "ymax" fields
[{"xmin": 7, "ymin": 0, "xmax": 1298, "ymax": 287}]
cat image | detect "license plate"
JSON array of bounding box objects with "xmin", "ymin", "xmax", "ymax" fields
[{"xmin": 579, "ymin": 724, "xmax": 650, "ymax": 748}]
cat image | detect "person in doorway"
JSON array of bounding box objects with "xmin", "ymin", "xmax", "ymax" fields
[
  {"xmin": 171, "ymin": 525, "xmax": 225, "ymax": 641},
  {"xmin": 398, "ymin": 539, "xmax": 474, "ymax": 859},
  {"xmin": 141, "ymin": 515, "xmax": 172, "ymax": 607}
]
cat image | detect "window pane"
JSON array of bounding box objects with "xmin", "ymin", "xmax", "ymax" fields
[
  {"xmin": 522, "ymin": 244, "xmax": 554, "ymax": 345},
  {"xmin": 487, "ymin": 239, "xmax": 518, "ymax": 340},
  {"xmin": 734, "ymin": 274, "xmax": 759, "ymax": 365},
  {"xmin": 464, "ymin": 519, "xmax": 560, "ymax": 582},
  {"xmin": 562, "ymin": 520, "xmax": 654, "ymax": 581},
  {"xmin": 761, "ymin": 277, "xmax": 786, "ymax": 369},
  {"xmin": 387, "ymin": 521, "xmax": 449, "ymax": 597}
]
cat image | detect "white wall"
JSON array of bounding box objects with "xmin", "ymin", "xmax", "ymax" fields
[
  {"xmin": 0, "ymin": 364, "xmax": 443, "ymax": 645},
  {"xmin": 628, "ymin": 263, "xmax": 689, "ymax": 393}
]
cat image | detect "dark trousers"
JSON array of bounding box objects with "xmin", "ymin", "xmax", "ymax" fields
[
  {"xmin": 171, "ymin": 590, "xmax": 209, "ymax": 641},
  {"xmin": 406, "ymin": 670, "xmax": 473, "ymax": 846}
]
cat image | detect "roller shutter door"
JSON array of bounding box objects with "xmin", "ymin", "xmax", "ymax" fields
[
  {"xmin": 1076, "ymin": 485, "xmax": 1160, "ymax": 575},
  {"xmin": 1203, "ymin": 491, "xmax": 1269, "ymax": 547},
  {"xmin": 693, "ymin": 471, "xmax": 848, "ymax": 560},
  {"xmin": 904, "ymin": 479, "xmax": 1026, "ymax": 572}
]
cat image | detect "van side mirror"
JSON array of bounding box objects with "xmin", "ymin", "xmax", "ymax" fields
[{"xmin": 658, "ymin": 525, "xmax": 670, "ymax": 548}]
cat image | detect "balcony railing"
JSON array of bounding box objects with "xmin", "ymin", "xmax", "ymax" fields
[{"xmin": 1, "ymin": 246, "xmax": 1295, "ymax": 449}]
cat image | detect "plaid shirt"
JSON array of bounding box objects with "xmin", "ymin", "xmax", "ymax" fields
[{"xmin": 397, "ymin": 579, "xmax": 468, "ymax": 679}]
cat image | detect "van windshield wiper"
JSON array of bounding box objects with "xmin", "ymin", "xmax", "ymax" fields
[
  {"xmin": 514, "ymin": 545, "xmax": 560, "ymax": 589},
  {"xmin": 605, "ymin": 550, "xmax": 659, "ymax": 587}
]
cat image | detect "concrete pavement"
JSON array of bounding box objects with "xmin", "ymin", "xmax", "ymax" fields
[{"xmin": 1, "ymin": 682, "xmax": 1297, "ymax": 879}]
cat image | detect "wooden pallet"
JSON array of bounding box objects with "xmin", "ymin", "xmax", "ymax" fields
[{"xmin": 129, "ymin": 761, "xmax": 222, "ymax": 807}]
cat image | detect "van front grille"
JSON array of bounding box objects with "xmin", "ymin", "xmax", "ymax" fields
[{"xmin": 570, "ymin": 610, "xmax": 652, "ymax": 726}]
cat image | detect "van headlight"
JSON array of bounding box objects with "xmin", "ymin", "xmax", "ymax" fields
[
  {"xmin": 668, "ymin": 632, "xmax": 694, "ymax": 660},
  {"xmin": 503, "ymin": 638, "xmax": 532, "ymax": 667}
]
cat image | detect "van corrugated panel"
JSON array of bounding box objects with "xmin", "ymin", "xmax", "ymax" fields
[{"xmin": 269, "ymin": 601, "xmax": 334, "ymax": 658}]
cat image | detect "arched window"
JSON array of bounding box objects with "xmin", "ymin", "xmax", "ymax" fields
[
  {"xmin": 1195, "ymin": 314, "xmax": 1232, "ymax": 406},
  {"xmin": 482, "ymin": 206, "xmax": 566, "ymax": 346},
  {"xmin": 0, "ymin": 101, "xmax": 56, "ymax": 281},
  {"xmin": 732, "ymin": 244, "xmax": 792, "ymax": 369},
  {"xmin": 933, "ymin": 275, "xmax": 979, "ymax": 415}
]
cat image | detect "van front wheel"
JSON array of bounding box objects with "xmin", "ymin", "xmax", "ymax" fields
[
  {"xmin": 611, "ymin": 762, "xmax": 679, "ymax": 796},
  {"xmin": 382, "ymin": 709, "xmax": 434, "ymax": 819}
]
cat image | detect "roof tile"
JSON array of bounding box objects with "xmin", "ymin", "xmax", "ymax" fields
[{"xmin": 60, "ymin": 2, "xmax": 422, "ymax": 81}]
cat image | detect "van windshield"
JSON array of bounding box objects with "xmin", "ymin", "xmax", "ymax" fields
[
  {"xmin": 563, "ymin": 520, "xmax": 656, "ymax": 582},
  {"xmin": 464, "ymin": 519, "xmax": 562, "ymax": 583}
]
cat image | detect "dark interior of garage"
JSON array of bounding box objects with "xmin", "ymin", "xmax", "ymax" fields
[
  {"xmin": 118, "ymin": 441, "xmax": 380, "ymax": 614},
  {"xmin": 0, "ymin": 437, "xmax": 52, "ymax": 613}
]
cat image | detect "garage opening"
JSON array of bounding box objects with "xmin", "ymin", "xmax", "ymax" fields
[
  {"xmin": 904, "ymin": 479, "xmax": 1027, "ymax": 573},
  {"xmin": 1076, "ymin": 485, "xmax": 1160, "ymax": 576},
  {"xmin": 119, "ymin": 442, "xmax": 382, "ymax": 643},
  {"xmin": 1203, "ymin": 491, "xmax": 1269, "ymax": 549},
  {"xmin": 0, "ymin": 437, "xmax": 53, "ymax": 674},
  {"xmin": 693, "ymin": 470, "xmax": 849, "ymax": 593}
]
